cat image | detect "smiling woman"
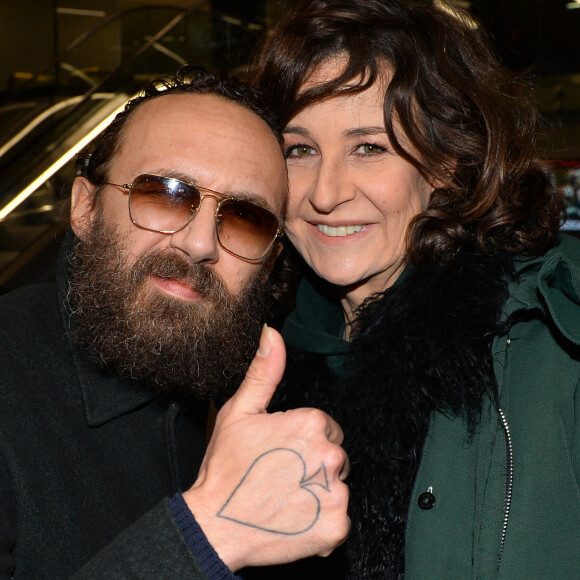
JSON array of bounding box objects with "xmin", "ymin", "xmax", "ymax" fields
[
  {"xmin": 249, "ymin": 0, "xmax": 580, "ymax": 579},
  {"xmin": 282, "ymin": 60, "xmax": 433, "ymax": 322}
]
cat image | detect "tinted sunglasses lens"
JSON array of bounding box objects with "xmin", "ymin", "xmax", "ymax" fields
[
  {"xmin": 218, "ymin": 199, "xmax": 279, "ymax": 260},
  {"xmin": 129, "ymin": 175, "xmax": 199, "ymax": 233}
]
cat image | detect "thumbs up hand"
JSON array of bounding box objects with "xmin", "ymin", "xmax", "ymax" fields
[
  {"xmin": 183, "ymin": 326, "xmax": 350, "ymax": 572},
  {"xmin": 215, "ymin": 321, "xmax": 287, "ymax": 422}
]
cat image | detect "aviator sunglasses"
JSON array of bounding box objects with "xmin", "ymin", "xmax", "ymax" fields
[{"xmin": 104, "ymin": 174, "xmax": 283, "ymax": 262}]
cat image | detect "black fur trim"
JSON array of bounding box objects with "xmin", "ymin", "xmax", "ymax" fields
[
  {"xmin": 253, "ymin": 251, "xmax": 512, "ymax": 580},
  {"xmin": 343, "ymin": 250, "xmax": 511, "ymax": 578}
]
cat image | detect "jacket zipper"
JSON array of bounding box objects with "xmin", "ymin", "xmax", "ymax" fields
[{"xmin": 497, "ymin": 407, "xmax": 513, "ymax": 567}]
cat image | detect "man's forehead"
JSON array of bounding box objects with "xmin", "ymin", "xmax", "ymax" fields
[
  {"xmin": 129, "ymin": 93, "xmax": 271, "ymax": 136},
  {"xmin": 117, "ymin": 93, "xmax": 287, "ymax": 213}
]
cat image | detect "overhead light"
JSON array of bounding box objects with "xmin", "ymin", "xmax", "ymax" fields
[
  {"xmin": 566, "ymin": 1, "xmax": 580, "ymax": 8},
  {"xmin": 57, "ymin": 8, "xmax": 106, "ymax": 17}
]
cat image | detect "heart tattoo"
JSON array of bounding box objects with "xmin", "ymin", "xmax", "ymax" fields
[{"xmin": 217, "ymin": 447, "xmax": 330, "ymax": 535}]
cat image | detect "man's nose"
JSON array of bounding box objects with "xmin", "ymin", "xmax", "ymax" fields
[{"xmin": 168, "ymin": 199, "xmax": 220, "ymax": 264}]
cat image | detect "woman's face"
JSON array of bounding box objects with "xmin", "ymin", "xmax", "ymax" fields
[{"xmin": 283, "ymin": 59, "xmax": 433, "ymax": 313}]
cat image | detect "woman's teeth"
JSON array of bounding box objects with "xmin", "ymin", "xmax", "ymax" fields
[{"xmin": 317, "ymin": 224, "xmax": 364, "ymax": 237}]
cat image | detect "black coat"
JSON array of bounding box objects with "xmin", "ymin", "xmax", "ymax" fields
[{"xmin": 0, "ymin": 270, "xmax": 208, "ymax": 577}]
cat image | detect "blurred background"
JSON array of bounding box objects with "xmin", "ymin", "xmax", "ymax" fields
[{"xmin": 0, "ymin": 0, "xmax": 578, "ymax": 293}]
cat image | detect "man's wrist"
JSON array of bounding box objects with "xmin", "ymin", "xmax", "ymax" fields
[{"xmin": 169, "ymin": 492, "xmax": 240, "ymax": 580}]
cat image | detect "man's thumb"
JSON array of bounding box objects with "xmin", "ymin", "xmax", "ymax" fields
[{"xmin": 229, "ymin": 325, "xmax": 286, "ymax": 416}]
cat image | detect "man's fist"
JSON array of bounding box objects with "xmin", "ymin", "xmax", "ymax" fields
[{"xmin": 183, "ymin": 325, "xmax": 350, "ymax": 571}]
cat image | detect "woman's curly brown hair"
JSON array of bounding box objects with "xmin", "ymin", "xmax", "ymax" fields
[{"xmin": 252, "ymin": 0, "xmax": 564, "ymax": 264}]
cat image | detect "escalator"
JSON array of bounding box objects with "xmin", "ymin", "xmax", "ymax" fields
[{"xmin": 0, "ymin": 1, "xmax": 267, "ymax": 293}]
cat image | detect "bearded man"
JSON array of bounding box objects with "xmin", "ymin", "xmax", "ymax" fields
[{"xmin": 0, "ymin": 67, "xmax": 349, "ymax": 579}]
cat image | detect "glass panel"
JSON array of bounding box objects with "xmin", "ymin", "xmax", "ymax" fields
[{"xmin": 0, "ymin": 2, "xmax": 267, "ymax": 290}]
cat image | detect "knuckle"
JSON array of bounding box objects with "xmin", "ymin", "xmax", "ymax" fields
[
  {"xmin": 333, "ymin": 480, "xmax": 350, "ymax": 507},
  {"xmin": 287, "ymin": 407, "xmax": 329, "ymax": 437},
  {"xmin": 324, "ymin": 445, "xmax": 347, "ymax": 471},
  {"xmin": 336, "ymin": 516, "xmax": 351, "ymax": 543},
  {"xmin": 303, "ymin": 407, "xmax": 330, "ymax": 431},
  {"xmin": 331, "ymin": 422, "xmax": 345, "ymax": 445},
  {"xmin": 321, "ymin": 514, "xmax": 350, "ymax": 552}
]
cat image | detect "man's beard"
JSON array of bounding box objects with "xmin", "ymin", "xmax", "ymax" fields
[{"xmin": 67, "ymin": 214, "xmax": 273, "ymax": 402}]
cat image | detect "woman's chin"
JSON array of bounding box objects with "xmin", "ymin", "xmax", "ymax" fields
[{"xmin": 311, "ymin": 266, "xmax": 368, "ymax": 290}]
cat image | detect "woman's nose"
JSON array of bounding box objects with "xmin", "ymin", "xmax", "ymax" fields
[
  {"xmin": 308, "ymin": 159, "xmax": 356, "ymax": 213},
  {"xmin": 168, "ymin": 199, "xmax": 220, "ymax": 264}
]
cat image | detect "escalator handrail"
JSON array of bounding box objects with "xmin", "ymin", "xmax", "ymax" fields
[
  {"xmin": 0, "ymin": 91, "xmax": 133, "ymax": 221},
  {"xmin": 0, "ymin": 0, "xmax": 212, "ymax": 183},
  {"xmin": 0, "ymin": 92, "xmax": 117, "ymax": 159}
]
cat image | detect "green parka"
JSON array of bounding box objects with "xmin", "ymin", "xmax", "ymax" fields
[{"xmin": 280, "ymin": 235, "xmax": 580, "ymax": 579}]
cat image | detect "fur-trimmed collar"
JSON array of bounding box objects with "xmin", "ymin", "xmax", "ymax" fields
[{"xmin": 268, "ymin": 250, "xmax": 512, "ymax": 579}]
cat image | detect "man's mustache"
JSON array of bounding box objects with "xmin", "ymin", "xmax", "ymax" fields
[{"xmin": 130, "ymin": 248, "xmax": 229, "ymax": 303}]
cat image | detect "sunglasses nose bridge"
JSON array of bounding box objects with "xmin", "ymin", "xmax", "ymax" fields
[
  {"xmin": 177, "ymin": 191, "xmax": 220, "ymax": 229},
  {"xmin": 197, "ymin": 192, "xmax": 224, "ymax": 225},
  {"xmin": 180, "ymin": 197, "xmax": 225, "ymax": 244}
]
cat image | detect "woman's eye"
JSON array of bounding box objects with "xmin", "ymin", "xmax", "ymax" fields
[
  {"xmin": 285, "ymin": 145, "xmax": 315, "ymax": 158},
  {"xmin": 355, "ymin": 143, "xmax": 387, "ymax": 155}
]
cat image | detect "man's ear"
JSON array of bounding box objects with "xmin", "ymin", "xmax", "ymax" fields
[
  {"xmin": 70, "ymin": 177, "xmax": 97, "ymax": 240},
  {"xmin": 259, "ymin": 239, "xmax": 284, "ymax": 283}
]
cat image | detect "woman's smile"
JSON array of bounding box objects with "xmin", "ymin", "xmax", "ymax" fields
[{"xmin": 316, "ymin": 224, "xmax": 366, "ymax": 237}]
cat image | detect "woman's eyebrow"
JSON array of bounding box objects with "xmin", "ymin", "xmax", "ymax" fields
[
  {"xmin": 283, "ymin": 126, "xmax": 311, "ymax": 137},
  {"xmin": 344, "ymin": 126, "xmax": 387, "ymax": 138},
  {"xmin": 283, "ymin": 126, "xmax": 387, "ymax": 139}
]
